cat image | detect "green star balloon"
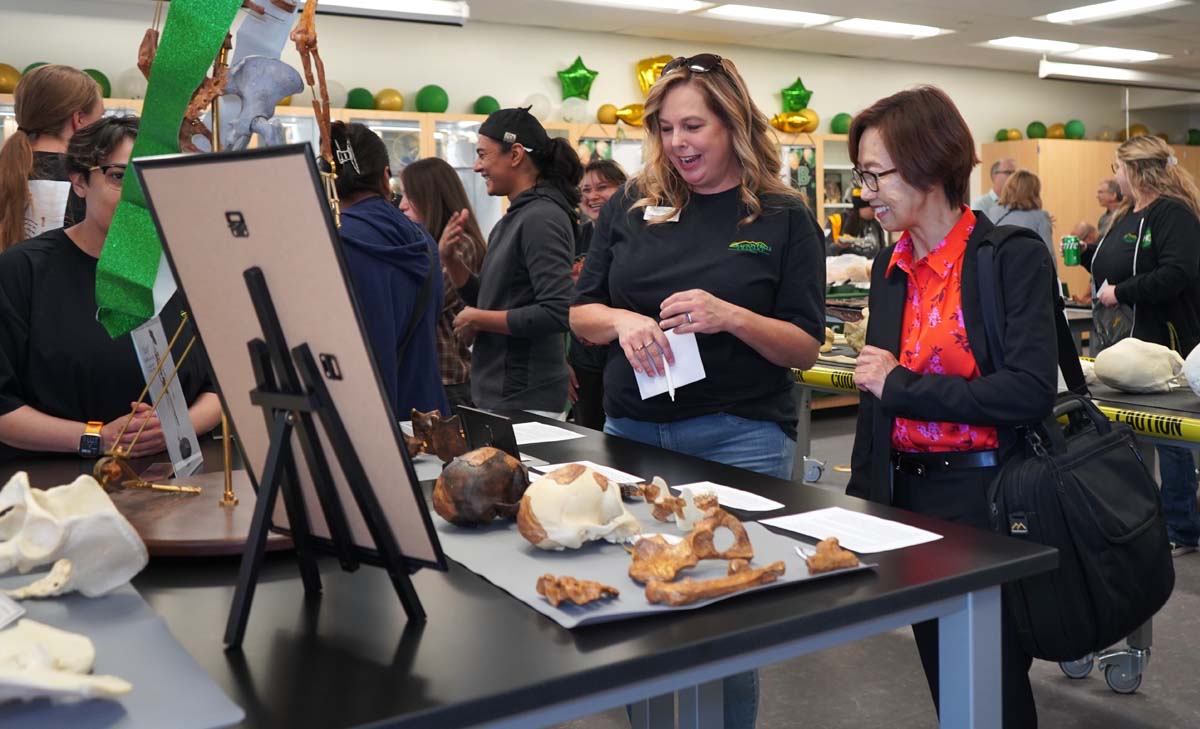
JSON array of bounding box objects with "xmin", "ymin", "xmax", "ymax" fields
[
  {"xmin": 781, "ymin": 78, "xmax": 812, "ymax": 113},
  {"xmin": 557, "ymin": 56, "xmax": 599, "ymax": 100}
]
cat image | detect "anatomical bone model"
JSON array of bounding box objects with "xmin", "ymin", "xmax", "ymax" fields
[
  {"xmin": 0, "ymin": 619, "xmax": 131, "ymax": 703},
  {"xmin": 517, "ymin": 465, "xmax": 641, "ymax": 550},
  {"xmin": 432, "ymin": 447, "xmax": 529, "ymax": 526},
  {"xmin": 0, "ymin": 472, "xmax": 148, "ymax": 599},
  {"xmin": 1094, "ymin": 338, "xmax": 1186, "ymax": 393}
]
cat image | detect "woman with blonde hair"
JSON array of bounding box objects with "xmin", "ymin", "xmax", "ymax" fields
[
  {"xmin": 1089, "ymin": 134, "xmax": 1200, "ymax": 555},
  {"xmin": 987, "ymin": 168, "xmax": 1053, "ymax": 253},
  {"xmin": 0, "ymin": 65, "xmax": 103, "ymax": 250}
]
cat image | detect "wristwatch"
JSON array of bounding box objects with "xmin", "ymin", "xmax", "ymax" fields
[{"xmin": 78, "ymin": 421, "xmax": 104, "ymax": 458}]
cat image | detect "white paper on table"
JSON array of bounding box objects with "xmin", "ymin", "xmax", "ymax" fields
[
  {"xmin": 761, "ymin": 507, "xmax": 943, "ymax": 554},
  {"xmin": 533, "ymin": 460, "xmax": 643, "ymax": 484},
  {"xmin": 634, "ymin": 329, "xmax": 706, "ymax": 400},
  {"xmin": 672, "ymin": 481, "xmax": 784, "ymax": 512},
  {"xmin": 512, "ymin": 422, "xmax": 585, "ymax": 445}
]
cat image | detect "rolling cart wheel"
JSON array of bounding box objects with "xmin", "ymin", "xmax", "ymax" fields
[
  {"xmin": 1059, "ymin": 655, "xmax": 1094, "ymax": 679},
  {"xmin": 1104, "ymin": 663, "xmax": 1142, "ymax": 694},
  {"xmin": 802, "ymin": 457, "xmax": 825, "ymax": 483}
]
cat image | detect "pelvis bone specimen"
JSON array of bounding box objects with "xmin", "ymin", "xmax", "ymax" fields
[
  {"xmin": 411, "ymin": 409, "xmax": 469, "ymax": 463},
  {"xmin": 0, "ymin": 619, "xmax": 132, "ymax": 703},
  {"xmin": 432, "ymin": 447, "xmax": 529, "ymax": 526},
  {"xmin": 517, "ymin": 465, "xmax": 641, "ymax": 550},
  {"xmin": 626, "ymin": 508, "xmax": 754, "ymax": 584},
  {"xmin": 0, "ymin": 472, "xmax": 148, "ymax": 599},
  {"xmin": 219, "ymin": 56, "xmax": 305, "ymax": 151}
]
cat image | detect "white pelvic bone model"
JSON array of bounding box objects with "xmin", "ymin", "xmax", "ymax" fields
[
  {"xmin": 0, "ymin": 619, "xmax": 131, "ymax": 703},
  {"xmin": 1184, "ymin": 343, "xmax": 1200, "ymax": 397},
  {"xmin": 1094, "ymin": 338, "xmax": 1186, "ymax": 394},
  {"xmin": 0, "ymin": 472, "xmax": 148, "ymax": 599},
  {"xmin": 518, "ymin": 466, "xmax": 641, "ymax": 550}
]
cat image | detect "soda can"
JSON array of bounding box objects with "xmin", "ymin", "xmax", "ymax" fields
[{"xmin": 1062, "ymin": 235, "xmax": 1081, "ymax": 266}]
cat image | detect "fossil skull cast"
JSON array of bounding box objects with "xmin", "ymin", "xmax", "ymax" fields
[
  {"xmin": 0, "ymin": 472, "xmax": 148, "ymax": 599},
  {"xmin": 432, "ymin": 447, "xmax": 529, "ymax": 526},
  {"xmin": 517, "ymin": 465, "xmax": 641, "ymax": 550},
  {"xmin": 0, "ymin": 619, "xmax": 132, "ymax": 703}
]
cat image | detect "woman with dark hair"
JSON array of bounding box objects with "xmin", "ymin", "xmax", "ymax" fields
[
  {"xmin": 444, "ymin": 106, "xmax": 579, "ymax": 417},
  {"xmin": 847, "ymin": 86, "xmax": 1058, "ymax": 728},
  {"xmin": 570, "ymin": 158, "xmax": 628, "ymax": 429},
  {"xmin": 0, "ymin": 116, "xmax": 220, "ymax": 460},
  {"xmin": 0, "ymin": 64, "xmax": 103, "ymax": 250},
  {"xmin": 398, "ymin": 157, "xmax": 487, "ymax": 409},
  {"xmin": 331, "ymin": 121, "xmax": 449, "ymax": 417}
]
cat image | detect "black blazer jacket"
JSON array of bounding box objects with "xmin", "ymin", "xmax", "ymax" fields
[{"xmin": 846, "ymin": 213, "xmax": 1059, "ymax": 504}]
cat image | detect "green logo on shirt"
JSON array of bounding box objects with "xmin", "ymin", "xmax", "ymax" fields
[
  {"xmin": 1123, "ymin": 232, "xmax": 1138, "ymax": 244},
  {"xmin": 1142, "ymin": 228, "xmax": 1152, "ymax": 248},
  {"xmin": 728, "ymin": 240, "xmax": 771, "ymax": 255}
]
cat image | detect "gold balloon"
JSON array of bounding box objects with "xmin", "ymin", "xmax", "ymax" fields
[
  {"xmin": 279, "ymin": 95, "xmax": 293, "ymax": 106},
  {"xmin": 770, "ymin": 112, "xmax": 808, "ymax": 134},
  {"xmin": 1047, "ymin": 123, "xmax": 1066, "ymax": 139},
  {"xmin": 597, "ymin": 103, "xmax": 618, "ymax": 124},
  {"xmin": 1156, "ymin": 132, "xmax": 1170, "ymax": 143},
  {"xmin": 374, "ymin": 88, "xmax": 405, "ymax": 112},
  {"xmin": 1007, "ymin": 129, "xmax": 1023, "ymax": 141},
  {"xmin": 0, "ymin": 63, "xmax": 19, "ymax": 94},
  {"xmin": 636, "ymin": 55, "xmax": 673, "ymax": 96},
  {"xmin": 615, "ymin": 103, "xmax": 644, "ymax": 126},
  {"xmin": 798, "ymin": 108, "xmax": 819, "ymax": 133}
]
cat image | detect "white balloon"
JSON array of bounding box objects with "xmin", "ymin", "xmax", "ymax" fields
[
  {"xmin": 524, "ymin": 93, "xmax": 552, "ymax": 122},
  {"xmin": 290, "ymin": 86, "xmax": 315, "ymax": 107},
  {"xmin": 326, "ymin": 79, "xmax": 348, "ymax": 109},
  {"xmin": 115, "ymin": 68, "xmax": 148, "ymax": 100},
  {"xmin": 560, "ymin": 97, "xmax": 588, "ymax": 124}
]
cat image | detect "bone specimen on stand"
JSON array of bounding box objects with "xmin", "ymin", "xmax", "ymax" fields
[
  {"xmin": 536, "ymin": 574, "xmax": 619, "ymax": 608},
  {"xmin": 411, "ymin": 408, "xmax": 468, "ymax": 463},
  {"xmin": 432, "ymin": 447, "xmax": 529, "ymax": 526},
  {"xmin": 517, "ymin": 465, "xmax": 641, "ymax": 550}
]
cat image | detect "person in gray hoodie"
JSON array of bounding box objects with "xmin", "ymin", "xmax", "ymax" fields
[{"xmin": 439, "ymin": 107, "xmax": 581, "ymax": 416}]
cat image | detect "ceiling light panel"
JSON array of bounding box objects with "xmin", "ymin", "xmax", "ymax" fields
[
  {"xmin": 555, "ymin": 0, "xmax": 714, "ymax": 12},
  {"xmin": 986, "ymin": 36, "xmax": 1081, "ymax": 53},
  {"xmin": 704, "ymin": 4, "xmax": 839, "ymax": 26},
  {"xmin": 1038, "ymin": 0, "xmax": 1189, "ymax": 25},
  {"xmin": 829, "ymin": 18, "xmax": 947, "ymax": 39},
  {"xmin": 1064, "ymin": 46, "xmax": 1167, "ymax": 62}
]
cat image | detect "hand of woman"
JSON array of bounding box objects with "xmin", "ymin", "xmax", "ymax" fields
[
  {"xmin": 854, "ymin": 346, "xmax": 899, "ymax": 400},
  {"xmin": 614, "ymin": 310, "xmax": 673, "ymax": 376},
  {"xmin": 659, "ymin": 289, "xmax": 738, "ymax": 335},
  {"xmin": 453, "ymin": 306, "xmax": 479, "ymax": 347},
  {"xmin": 1097, "ymin": 282, "xmax": 1119, "ymax": 308},
  {"xmin": 438, "ymin": 208, "xmax": 470, "ymax": 261},
  {"xmin": 102, "ymin": 402, "xmax": 167, "ymax": 457}
]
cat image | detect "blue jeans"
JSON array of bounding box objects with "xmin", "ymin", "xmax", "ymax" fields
[
  {"xmin": 1158, "ymin": 444, "xmax": 1200, "ymax": 546},
  {"xmin": 610, "ymin": 412, "xmax": 792, "ymax": 729}
]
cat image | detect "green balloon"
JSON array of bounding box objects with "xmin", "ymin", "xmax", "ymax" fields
[
  {"xmin": 830, "ymin": 112, "xmax": 852, "ymax": 135},
  {"xmin": 22, "ymin": 62, "xmax": 48, "ymax": 76},
  {"xmin": 345, "ymin": 87, "xmax": 375, "ymax": 109},
  {"xmin": 1188, "ymin": 129, "xmax": 1200, "ymax": 146},
  {"xmin": 473, "ymin": 95, "xmax": 500, "ymax": 115},
  {"xmin": 83, "ymin": 68, "xmax": 111, "ymax": 98},
  {"xmin": 1065, "ymin": 119, "xmax": 1086, "ymax": 140},
  {"xmin": 416, "ymin": 84, "xmax": 449, "ymax": 113},
  {"xmin": 1026, "ymin": 121, "xmax": 1047, "ymax": 139},
  {"xmin": 995, "ymin": 129, "xmax": 1009, "ymax": 142}
]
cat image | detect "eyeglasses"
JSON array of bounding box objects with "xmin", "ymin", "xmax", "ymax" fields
[
  {"xmin": 88, "ymin": 163, "xmax": 127, "ymax": 188},
  {"xmin": 852, "ymin": 167, "xmax": 898, "ymax": 192},
  {"xmin": 661, "ymin": 53, "xmax": 724, "ymax": 77}
]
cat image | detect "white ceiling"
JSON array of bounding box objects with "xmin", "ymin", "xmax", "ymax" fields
[{"xmin": 464, "ymin": 0, "xmax": 1200, "ymax": 77}]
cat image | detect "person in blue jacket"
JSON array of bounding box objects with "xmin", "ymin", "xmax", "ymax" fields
[{"xmin": 331, "ymin": 121, "xmax": 450, "ymax": 417}]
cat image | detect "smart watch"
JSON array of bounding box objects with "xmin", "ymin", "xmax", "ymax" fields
[{"xmin": 78, "ymin": 421, "xmax": 104, "ymax": 458}]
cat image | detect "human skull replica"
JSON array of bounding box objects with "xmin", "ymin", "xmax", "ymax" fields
[
  {"xmin": 0, "ymin": 619, "xmax": 131, "ymax": 703},
  {"xmin": 432, "ymin": 447, "xmax": 529, "ymax": 526},
  {"xmin": 517, "ymin": 465, "xmax": 641, "ymax": 550},
  {"xmin": 1094, "ymin": 338, "xmax": 1186, "ymax": 394},
  {"xmin": 0, "ymin": 472, "xmax": 148, "ymax": 599}
]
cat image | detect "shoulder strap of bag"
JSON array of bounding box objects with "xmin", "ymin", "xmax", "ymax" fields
[
  {"xmin": 977, "ymin": 225, "xmax": 1089, "ymax": 396},
  {"xmin": 397, "ymin": 242, "xmax": 438, "ymax": 366}
]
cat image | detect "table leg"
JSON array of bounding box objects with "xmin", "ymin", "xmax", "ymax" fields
[
  {"xmin": 938, "ymin": 587, "xmax": 1001, "ymax": 729},
  {"xmin": 678, "ymin": 679, "xmax": 724, "ymax": 729},
  {"xmin": 629, "ymin": 693, "xmax": 674, "ymax": 729},
  {"xmin": 793, "ymin": 385, "xmax": 813, "ymax": 482}
]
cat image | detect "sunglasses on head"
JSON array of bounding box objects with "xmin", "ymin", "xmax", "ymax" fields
[{"xmin": 661, "ymin": 53, "xmax": 724, "ymax": 77}]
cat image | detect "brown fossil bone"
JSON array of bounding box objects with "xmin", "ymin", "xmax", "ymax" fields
[
  {"xmin": 410, "ymin": 409, "xmax": 468, "ymax": 463},
  {"xmin": 432, "ymin": 447, "xmax": 529, "ymax": 527},
  {"xmin": 645, "ymin": 559, "xmax": 786, "ymax": 607},
  {"xmin": 803, "ymin": 537, "xmax": 860, "ymax": 575},
  {"xmin": 536, "ymin": 574, "xmax": 619, "ymax": 608},
  {"xmin": 626, "ymin": 508, "xmax": 754, "ymax": 584},
  {"xmin": 402, "ymin": 433, "xmax": 426, "ymax": 459}
]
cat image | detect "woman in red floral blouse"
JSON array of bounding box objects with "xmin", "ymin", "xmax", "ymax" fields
[{"xmin": 846, "ymin": 87, "xmax": 1059, "ymax": 729}]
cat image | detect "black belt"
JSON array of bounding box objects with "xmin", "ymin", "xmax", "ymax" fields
[{"xmin": 892, "ymin": 449, "xmax": 999, "ymax": 477}]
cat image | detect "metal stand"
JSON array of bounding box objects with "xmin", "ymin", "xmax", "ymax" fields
[{"xmin": 224, "ymin": 266, "xmax": 425, "ymax": 649}]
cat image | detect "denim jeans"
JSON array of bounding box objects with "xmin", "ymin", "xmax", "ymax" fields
[
  {"xmin": 1158, "ymin": 444, "xmax": 1200, "ymax": 546},
  {"xmin": 609, "ymin": 412, "xmax": 793, "ymax": 729}
]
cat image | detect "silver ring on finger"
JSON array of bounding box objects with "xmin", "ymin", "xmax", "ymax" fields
[{"xmin": 685, "ymin": 312, "xmax": 694, "ymax": 325}]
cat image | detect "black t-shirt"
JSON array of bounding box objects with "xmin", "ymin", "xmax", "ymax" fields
[
  {"xmin": 573, "ymin": 184, "xmax": 825, "ymax": 432},
  {"xmin": 1090, "ymin": 206, "xmax": 1149, "ymax": 291},
  {"xmin": 0, "ymin": 228, "xmax": 213, "ymax": 461},
  {"xmin": 569, "ymin": 221, "xmax": 608, "ymax": 372}
]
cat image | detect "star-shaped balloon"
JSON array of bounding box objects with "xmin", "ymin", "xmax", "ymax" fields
[
  {"xmin": 781, "ymin": 78, "xmax": 812, "ymax": 113},
  {"xmin": 557, "ymin": 56, "xmax": 599, "ymax": 100}
]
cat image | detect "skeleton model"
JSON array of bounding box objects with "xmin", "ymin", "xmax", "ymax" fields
[
  {"xmin": 220, "ymin": 56, "xmax": 304, "ymax": 151},
  {"xmin": 0, "ymin": 472, "xmax": 149, "ymax": 600},
  {"xmin": 0, "ymin": 620, "xmax": 132, "ymax": 703}
]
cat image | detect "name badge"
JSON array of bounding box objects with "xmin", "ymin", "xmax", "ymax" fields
[{"xmin": 644, "ymin": 206, "xmax": 681, "ymax": 222}]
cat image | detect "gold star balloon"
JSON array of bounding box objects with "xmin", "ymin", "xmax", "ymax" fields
[
  {"xmin": 558, "ymin": 56, "xmax": 599, "ymax": 100},
  {"xmin": 781, "ymin": 78, "xmax": 812, "ymax": 113}
]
